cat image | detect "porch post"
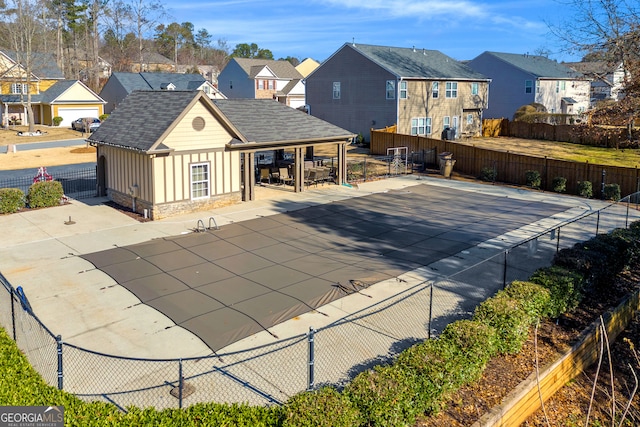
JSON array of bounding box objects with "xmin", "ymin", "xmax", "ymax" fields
[
  {"xmin": 243, "ymin": 152, "xmax": 255, "ymax": 201},
  {"xmin": 336, "ymin": 142, "xmax": 347, "ymax": 185},
  {"xmin": 294, "ymin": 147, "xmax": 304, "ymax": 193}
]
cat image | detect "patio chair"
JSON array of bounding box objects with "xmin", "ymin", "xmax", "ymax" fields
[
  {"xmin": 305, "ymin": 169, "xmax": 318, "ymax": 188},
  {"xmin": 278, "ymin": 167, "xmax": 293, "ymax": 185},
  {"xmin": 259, "ymin": 168, "xmax": 272, "ymax": 184}
]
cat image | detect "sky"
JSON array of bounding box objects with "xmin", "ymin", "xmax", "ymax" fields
[{"xmin": 163, "ymin": 0, "xmax": 583, "ymax": 64}]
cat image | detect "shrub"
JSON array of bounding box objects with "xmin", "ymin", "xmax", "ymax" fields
[
  {"xmin": 525, "ymin": 170, "xmax": 541, "ymax": 189},
  {"xmin": 345, "ymin": 364, "xmax": 421, "ymax": 427},
  {"xmin": 27, "ymin": 181, "xmax": 64, "ymax": 208},
  {"xmin": 529, "ymin": 266, "xmax": 585, "ymax": 317},
  {"xmin": 480, "ymin": 166, "xmax": 497, "ymax": 182},
  {"xmin": 52, "ymin": 116, "xmax": 63, "ymax": 126},
  {"xmin": 603, "ymin": 183, "xmax": 621, "ymax": 201},
  {"xmin": 0, "ymin": 188, "xmax": 25, "ymax": 214},
  {"xmin": 473, "ymin": 294, "xmax": 531, "ymax": 355},
  {"xmin": 394, "ymin": 339, "xmax": 464, "ymax": 415},
  {"xmin": 438, "ymin": 319, "xmax": 499, "ymax": 381},
  {"xmin": 577, "ymin": 180, "xmax": 593, "ymax": 198},
  {"xmin": 99, "ymin": 113, "xmax": 109, "ymax": 122},
  {"xmin": 282, "ymin": 387, "xmax": 361, "ymax": 427},
  {"xmin": 551, "ymin": 176, "xmax": 567, "ymax": 193},
  {"xmin": 502, "ymin": 280, "xmax": 552, "ymax": 319}
]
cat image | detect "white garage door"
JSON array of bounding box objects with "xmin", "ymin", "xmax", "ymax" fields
[{"xmin": 57, "ymin": 108, "xmax": 100, "ymax": 128}]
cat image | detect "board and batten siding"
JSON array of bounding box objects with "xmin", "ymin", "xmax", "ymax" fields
[
  {"xmin": 100, "ymin": 145, "xmax": 153, "ymax": 201},
  {"xmin": 154, "ymin": 149, "xmax": 240, "ymax": 204}
]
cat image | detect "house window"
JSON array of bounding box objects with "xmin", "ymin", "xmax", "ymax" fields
[
  {"xmin": 536, "ymin": 82, "xmax": 539, "ymax": 93},
  {"xmin": 258, "ymin": 80, "xmax": 264, "ymax": 90},
  {"xmin": 560, "ymin": 81, "xmax": 566, "ymax": 91},
  {"xmin": 467, "ymin": 114, "xmax": 473, "ymax": 125},
  {"xmin": 229, "ymin": 80, "xmax": 233, "ymax": 89},
  {"xmin": 268, "ymin": 80, "xmax": 275, "ymax": 90},
  {"xmin": 386, "ymin": 80, "xmax": 395, "ymax": 99},
  {"xmin": 11, "ymin": 83, "xmax": 28, "ymax": 94},
  {"xmin": 333, "ymin": 82, "xmax": 341, "ymax": 99},
  {"xmin": 410, "ymin": 117, "xmax": 432, "ymax": 135},
  {"xmin": 525, "ymin": 80, "xmax": 533, "ymax": 94},
  {"xmin": 399, "ymin": 81, "xmax": 407, "ymax": 99},
  {"xmin": 471, "ymin": 82, "xmax": 478, "ymax": 95},
  {"xmin": 432, "ymin": 82, "xmax": 439, "ymax": 98},
  {"xmin": 191, "ymin": 163, "xmax": 210, "ymax": 200},
  {"xmin": 443, "ymin": 116, "xmax": 450, "ymax": 129},
  {"xmin": 445, "ymin": 82, "xmax": 457, "ymax": 98}
]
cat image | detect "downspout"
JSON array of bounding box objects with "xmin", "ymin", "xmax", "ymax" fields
[{"xmin": 397, "ymin": 77, "xmax": 402, "ymax": 131}]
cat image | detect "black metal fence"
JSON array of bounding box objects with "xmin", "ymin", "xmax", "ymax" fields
[
  {"xmin": 0, "ymin": 167, "xmax": 96, "ymax": 200},
  {"xmin": 0, "ymin": 194, "xmax": 637, "ymax": 410}
]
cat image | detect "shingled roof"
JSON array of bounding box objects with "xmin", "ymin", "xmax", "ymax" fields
[
  {"xmin": 88, "ymin": 90, "xmax": 200, "ymax": 152},
  {"xmin": 481, "ymin": 51, "xmax": 580, "ymax": 79},
  {"xmin": 344, "ymin": 43, "xmax": 489, "ymax": 81},
  {"xmin": 212, "ymin": 99, "xmax": 354, "ymax": 143},
  {"xmin": 88, "ymin": 91, "xmax": 354, "ymax": 152},
  {"xmin": 108, "ymin": 72, "xmax": 206, "ymax": 93},
  {"xmin": 232, "ymin": 58, "xmax": 303, "ymax": 79},
  {"xmin": 3, "ymin": 51, "xmax": 64, "ymax": 79}
]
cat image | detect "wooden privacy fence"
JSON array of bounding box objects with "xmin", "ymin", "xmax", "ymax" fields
[
  {"xmin": 473, "ymin": 290, "xmax": 640, "ymax": 427},
  {"xmin": 370, "ymin": 130, "xmax": 640, "ymax": 199},
  {"xmin": 481, "ymin": 119, "xmax": 636, "ymax": 147}
]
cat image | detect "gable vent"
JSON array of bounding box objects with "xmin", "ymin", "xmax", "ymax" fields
[{"xmin": 192, "ymin": 116, "xmax": 205, "ymax": 131}]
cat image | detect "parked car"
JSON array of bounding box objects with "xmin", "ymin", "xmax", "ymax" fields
[{"xmin": 71, "ymin": 117, "xmax": 101, "ymax": 132}]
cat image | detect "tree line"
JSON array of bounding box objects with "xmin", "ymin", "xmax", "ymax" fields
[{"xmin": 0, "ymin": 0, "xmax": 300, "ymax": 93}]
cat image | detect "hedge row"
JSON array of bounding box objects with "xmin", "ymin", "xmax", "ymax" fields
[
  {"xmin": 0, "ymin": 181, "xmax": 65, "ymax": 214},
  {"xmin": 2, "ymin": 222, "xmax": 640, "ymax": 426}
]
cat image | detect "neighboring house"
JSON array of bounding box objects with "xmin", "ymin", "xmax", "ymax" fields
[
  {"xmin": 466, "ymin": 51, "xmax": 591, "ymax": 119},
  {"xmin": 176, "ymin": 64, "xmax": 221, "ymax": 87},
  {"xmin": 296, "ymin": 58, "xmax": 320, "ymax": 77},
  {"xmin": 564, "ymin": 61, "xmax": 626, "ymax": 106},
  {"xmin": 305, "ymin": 42, "xmax": 491, "ymax": 141},
  {"xmin": 0, "ymin": 50, "xmax": 105, "ymax": 127},
  {"xmin": 217, "ymin": 58, "xmax": 306, "ymax": 108},
  {"xmin": 87, "ymin": 91, "xmax": 354, "ymax": 219},
  {"xmin": 130, "ymin": 52, "xmax": 175, "ymax": 73},
  {"xmin": 99, "ymin": 72, "xmax": 223, "ymax": 113}
]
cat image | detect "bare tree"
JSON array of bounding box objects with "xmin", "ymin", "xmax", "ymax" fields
[
  {"xmin": 0, "ymin": 0, "xmax": 47, "ymax": 132},
  {"xmin": 129, "ymin": 0, "xmax": 165, "ymax": 71}
]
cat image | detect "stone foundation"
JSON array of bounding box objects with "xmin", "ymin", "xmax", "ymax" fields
[{"xmin": 109, "ymin": 189, "xmax": 242, "ymax": 220}]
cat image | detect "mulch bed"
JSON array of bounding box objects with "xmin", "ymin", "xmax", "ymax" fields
[{"xmin": 417, "ymin": 268, "xmax": 640, "ymax": 426}]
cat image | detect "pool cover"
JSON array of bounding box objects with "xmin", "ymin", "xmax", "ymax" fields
[{"xmin": 81, "ymin": 184, "xmax": 566, "ymax": 351}]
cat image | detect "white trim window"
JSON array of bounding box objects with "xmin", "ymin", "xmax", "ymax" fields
[
  {"xmin": 268, "ymin": 80, "xmax": 275, "ymax": 90},
  {"xmin": 410, "ymin": 117, "xmax": 431, "ymax": 135},
  {"xmin": 432, "ymin": 82, "xmax": 439, "ymax": 98},
  {"xmin": 525, "ymin": 80, "xmax": 533, "ymax": 94},
  {"xmin": 332, "ymin": 82, "xmax": 341, "ymax": 99},
  {"xmin": 443, "ymin": 116, "xmax": 450, "ymax": 129},
  {"xmin": 467, "ymin": 114, "xmax": 473, "ymax": 125},
  {"xmin": 11, "ymin": 83, "xmax": 28, "ymax": 94},
  {"xmin": 258, "ymin": 80, "xmax": 264, "ymax": 90},
  {"xmin": 399, "ymin": 81, "xmax": 407, "ymax": 99},
  {"xmin": 191, "ymin": 163, "xmax": 210, "ymax": 200},
  {"xmin": 386, "ymin": 80, "xmax": 395, "ymax": 99},
  {"xmin": 445, "ymin": 82, "xmax": 457, "ymax": 98},
  {"xmin": 471, "ymin": 82, "xmax": 479, "ymax": 95}
]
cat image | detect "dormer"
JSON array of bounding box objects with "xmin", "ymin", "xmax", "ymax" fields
[{"xmin": 161, "ymin": 82, "xmax": 176, "ymax": 91}]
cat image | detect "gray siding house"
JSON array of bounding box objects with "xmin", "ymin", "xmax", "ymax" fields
[
  {"xmin": 99, "ymin": 72, "xmax": 222, "ymax": 114},
  {"xmin": 466, "ymin": 52, "xmax": 591, "ymax": 119},
  {"xmin": 305, "ymin": 43, "xmax": 491, "ymax": 141},
  {"xmin": 217, "ymin": 58, "xmax": 305, "ymax": 108}
]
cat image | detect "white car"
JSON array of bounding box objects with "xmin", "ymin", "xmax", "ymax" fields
[{"xmin": 71, "ymin": 117, "xmax": 101, "ymax": 132}]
